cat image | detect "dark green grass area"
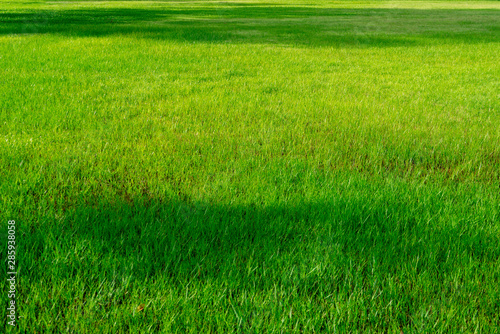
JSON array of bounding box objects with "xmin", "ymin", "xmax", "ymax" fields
[
  {"xmin": 1, "ymin": 0, "xmax": 500, "ymax": 332},
  {"xmin": 1, "ymin": 4, "xmax": 500, "ymax": 47},
  {"xmin": 14, "ymin": 182, "xmax": 500, "ymax": 332}
]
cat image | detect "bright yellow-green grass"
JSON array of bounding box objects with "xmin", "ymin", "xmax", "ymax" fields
[{"xmin": 1, "ymin": 0, "xmax": 499, "ymax": 332}]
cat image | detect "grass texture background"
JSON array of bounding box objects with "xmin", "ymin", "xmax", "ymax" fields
[{"xmin": 1, "ymin": 0, "xmax": 499, "ymax": 332}]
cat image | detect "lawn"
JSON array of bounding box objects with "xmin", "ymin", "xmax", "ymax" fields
[{"xmin": 1, "ymin": 0, "xmax": 499, "ymax": 332}]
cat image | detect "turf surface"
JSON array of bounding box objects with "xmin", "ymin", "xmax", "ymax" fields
[{"xmin": 1, "ymin": 0, "xmax": 500, "ymax": 332}]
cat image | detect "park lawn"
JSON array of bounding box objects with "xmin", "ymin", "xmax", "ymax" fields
[{"xmin": 1, "ymin": 0, "xmax": 499, "ymax": 332}]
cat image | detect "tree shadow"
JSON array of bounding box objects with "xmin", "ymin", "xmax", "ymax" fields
[
  {"xmin": 1, "ymin": 3, "xmax": 499, "ymax": 47},
  {"xmin": 9, "ymin": 183, "xmax": 500, "ymax": 330},
  {"xmin": 27, "ymin": 194, "xmax": 499, "ymax": 287}
]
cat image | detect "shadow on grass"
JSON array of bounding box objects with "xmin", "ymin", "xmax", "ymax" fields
[
  {"xmin": 27, "ymin": 194, "xmax": 499, "ymax": 290},
  {"xmin": 1, "ymin": 4, "xmax": 499, "ymax": 47},
  {"xmin": 7, "ymin": 182, "xmax": 499, "ymax": 330}
]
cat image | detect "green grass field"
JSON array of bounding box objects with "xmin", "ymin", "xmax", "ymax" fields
[{"xmin": 1, "ymin": 0, "xmax": 499, "ymax": 332}]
